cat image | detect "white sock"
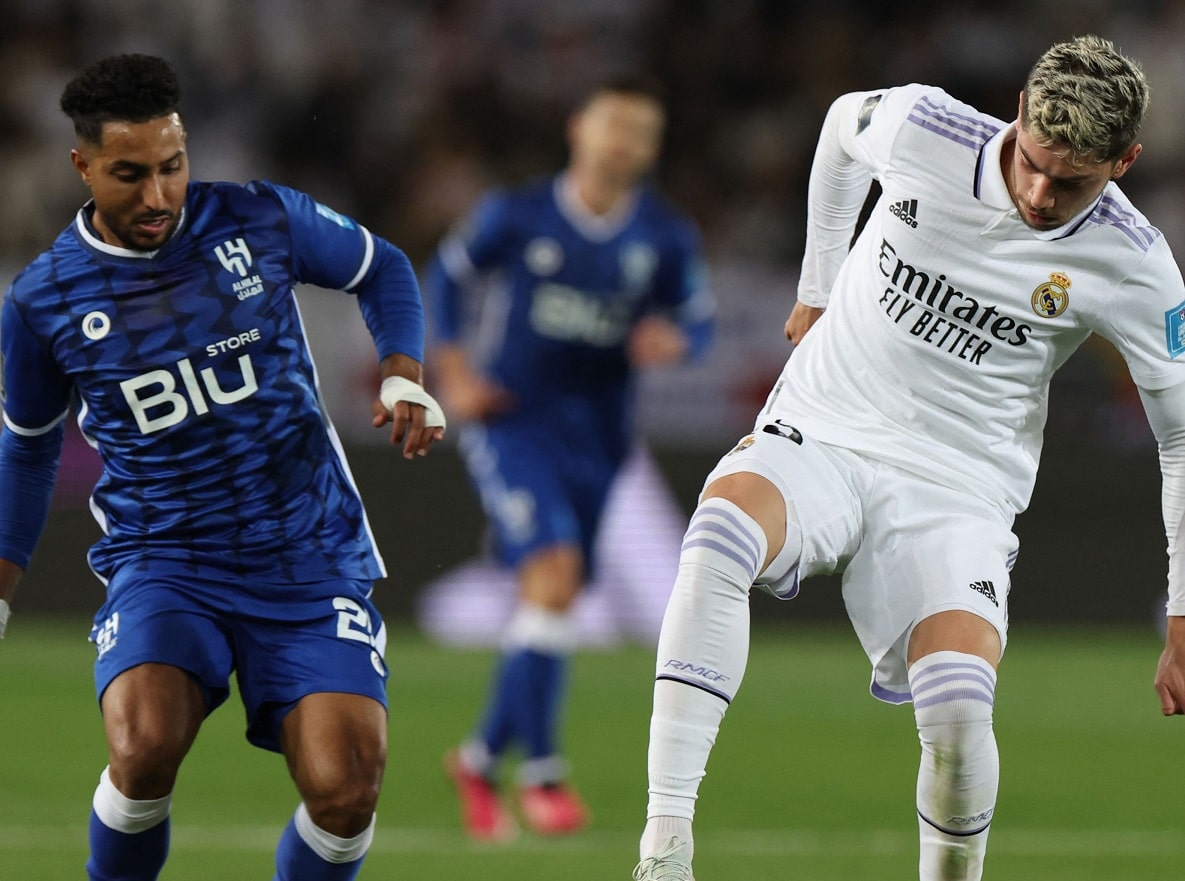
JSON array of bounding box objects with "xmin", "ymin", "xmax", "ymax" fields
[
  {"xmin": 642, "ymin": 498, "xmax": 773, "ymax": 857},
  {"xmin": 909, "ymin": 651, "xmax": 999, "ymax": 881},
  {"xmin": 293, "ymin": 802, "xmax": 375, "ymax": 864},
  {"xmin": 92, "ymin": 766, "xmax": 171, "ymax": 834},
  {"xmin": 639, "ymin": 816, "xmax": 693, "ymax": 863},
  {"xmin": 502, "ymin": 603, "xmax": 577, "ymax": 654}
]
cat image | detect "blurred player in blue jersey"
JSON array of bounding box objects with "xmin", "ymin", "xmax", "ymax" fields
[
  {"xmin": 426, "ymin": 76, "xmax": 715, "ymax": 840},
  {"xmin": 0, "ymin": 54, "xmax": 445, "ymax": 881}
]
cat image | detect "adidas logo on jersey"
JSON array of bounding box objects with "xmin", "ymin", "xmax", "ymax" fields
[
  {"xmin": 890, "ymin": 198, "xmax": 919, "ymax": 228},
  {"xmin": 968, "ymin": 580, "xmax": 998, "ymax": 606}
]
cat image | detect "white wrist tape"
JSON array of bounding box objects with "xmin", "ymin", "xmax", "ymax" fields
[
  {"xmin": 380, "ymin": 376, "xmax": 447, "ymax": 429},
  {"xmin": 0, "ymin": 599, "xmax": 10, "ymax": 639}
]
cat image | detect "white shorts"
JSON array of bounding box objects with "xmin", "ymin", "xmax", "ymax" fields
[{"xmin": 703, "ymin": 423, "xmax": 1018, "ymax": 704}]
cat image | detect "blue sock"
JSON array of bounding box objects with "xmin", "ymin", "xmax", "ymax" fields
[
  {"xmin": 86, "ymin": 809, "xmax": 170, "ymax": 881},
  {"xmin": 273, "ymin": 805, "xmax": 372, "ymax": 881},
  {"xmin": 519, "ymin": 648, "xmax": 566, "ymax": 760},
  {"xmin": 478, "ymin": 648, "xmax": 534, "ymax": 757}
]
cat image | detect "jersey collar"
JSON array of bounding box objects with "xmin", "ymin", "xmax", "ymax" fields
[
  {"xmin": 73, "ymin": 200, "xmax": 189, "ymax": 258},
  {"xmin": 975, "ymin": 123, "xmax": 1102, "ymax": 242},
  {"xmin": 555, "ymin": 172, "xmax": 639, "ymax": 242}
]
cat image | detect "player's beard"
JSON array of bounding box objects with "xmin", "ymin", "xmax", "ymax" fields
[{"xmin": 117, "ymin": 211, "xmax": 179, "ymax": 251}]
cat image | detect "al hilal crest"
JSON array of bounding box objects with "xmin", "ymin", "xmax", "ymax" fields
[{"xmin": 1031, "ymin": 272, "xmax": 1070, "ymax": 318}]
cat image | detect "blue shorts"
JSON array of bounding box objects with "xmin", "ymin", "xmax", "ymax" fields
[
  {"xmin": 89, "ymin": 562, "xmax": 388, "ymax": 752},
  {"xmin": 458, "ymin": 421, "xmax": 620, "ymax": 571}
]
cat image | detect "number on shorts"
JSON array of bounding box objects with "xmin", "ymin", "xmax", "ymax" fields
[{"xmin": 333, "ymin": 597, "xmax": 374, "ymax": 646}]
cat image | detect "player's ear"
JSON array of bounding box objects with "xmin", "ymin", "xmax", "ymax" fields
[
  {"xmin": 1110, "ymin": 142, "xmax": 1142, "ymax": 180},
  {"xmin": 70, "ymin": 147, "xmax": 93, "ymax": 186}
]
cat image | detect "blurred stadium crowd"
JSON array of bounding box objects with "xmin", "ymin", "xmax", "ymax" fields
[
  {"xmin": 2, "ymin": 0, "xmax": 1184, "ymax": 450},
  {"xmin": 4, "ymin": 0, "xmax": 1185, "ymax": 268}
]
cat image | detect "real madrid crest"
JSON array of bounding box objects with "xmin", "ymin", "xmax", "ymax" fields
[
  {"xmin": 726, "ymin": 434, "xmax": 755, "ymax": 456},
  {"xmin": 1030, "ymin": 272, "xmax": 1070, "ymax": 318}
]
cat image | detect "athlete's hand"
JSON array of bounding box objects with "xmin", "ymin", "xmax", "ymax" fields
[
  {"xmin": 628, "ymin": 316, "xmax": 688, "ymax": 368},
  {"xmin": 1154, "ymin": 615, "xmax": 1185, "ymax": 715},
  {"xmin": 784, "ymin": 303, "xmax": 825, "ymax": 345},
  {"xmin": 373, "ymin": 376, "xmax": 446, "ymax": 459}
]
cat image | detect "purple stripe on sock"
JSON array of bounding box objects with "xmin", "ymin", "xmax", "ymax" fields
[
  {"xmin": 680, "ymin": 536, "xmax": 757, "ymax": 577},
  {"xmin": 910, "ymin": 668, "xmax": 996, "ymax": 699},
  {"xmin": 684, "ymin": 518, "xmax": 760, "ymax": 569},
  {"xmin": 912, "ymin": 686, "xmax": 995, "ymax": 710},
  {"xmin": 691, "ymin": 504, "xmax": 762, "ymax": 563}
]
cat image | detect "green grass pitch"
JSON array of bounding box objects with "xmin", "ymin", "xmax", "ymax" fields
[{"xmin": 1, "ymin": 617, "xmax": 1182, "ymax": 880}]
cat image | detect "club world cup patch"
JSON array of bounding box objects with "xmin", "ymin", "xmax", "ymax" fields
[
  {"xmin": 1166, "ymin": 300, "xmax": 1185, "ymax": 358},
  {"xmin": 1030, "ymin": 272, "xmax": 1070, "ymax": 318}
]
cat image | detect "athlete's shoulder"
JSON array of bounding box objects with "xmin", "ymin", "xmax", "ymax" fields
[
  {"xmin": 462, "ymin": 178, "xmax": 552, "ymax": 238},
  {"xmin": 6, "ymin": 219, "xmax": 88, "ymax": 308},
  {"xmin": 186, "ymin": 178, "xmax": 290, "ymax": 219},
  {"xmin": 1081, "ymin": 185, "xmax": 1168, "ymax": 258},
  {"xmin": 887, "ymin": 83, "xmax": 1004, "ymax": 152}
]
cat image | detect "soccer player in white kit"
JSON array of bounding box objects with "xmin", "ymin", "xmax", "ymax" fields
[{"xmin": 631, "ymin": 35, "xmax": 1185, "ymax": 881}]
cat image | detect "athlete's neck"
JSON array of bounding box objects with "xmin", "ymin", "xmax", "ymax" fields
[{"xmin": 565, "ymin": 167, "xmax": 634, "ymax": 217}]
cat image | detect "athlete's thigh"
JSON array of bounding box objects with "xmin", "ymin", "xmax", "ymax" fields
[
  {"xmin": 280, "ymin": 691, "xmax": 387, "ymax": 796},
  {"xmin": 91, "ymin": 567, "xmax": 235, "ymax": 714},
  {"xmin": 230, "ymin": 578, "xmax": 388, "ymax": 753},
  {"xmin": 702, "ymin": 425, "xmax": 868, "ymax": 596},
  {"xmin": 458, "ymin": 421, "xmax": 583, "ymax": 567},
  {"xmin": 843, "ymin": 470, "xmax": 1017, "ymax": 702}
]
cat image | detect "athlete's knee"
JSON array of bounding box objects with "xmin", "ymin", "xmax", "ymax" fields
[
  {"xmin": 101, "ymin": 664, "xmax": 204, "ymax": 798},
  {"xmin": 910, "ymin": 650, "xmax": 997, "ymax": 741},
  {"xmin": 519, "ymin": 545, "xmax": 584, "ymax": 610},
  {"xmin": 910, "ymin": 651, "xmax": 999, "ymax": 836},
  {"xmin": 104, "ymin": 727, "xmax": 188, "ymax": 798},
  {"xmin": 700, "ymin": 472, "xmax": 787, "ymax": 571},
  {"xmin": 678, "ymin": 497, "xmax": 770, "ymax": 594},
  {"xmin": 298, "ymin": 749, "xmax": 385, "ymax": 836},
  {"xmin": 908, "ymin": 610, "xmax": 1002, "ymax": 668}
]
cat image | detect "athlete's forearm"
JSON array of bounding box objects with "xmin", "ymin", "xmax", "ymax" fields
[
  {"xmin": 1137, "ymin": 382, "xmax": 1185, "ymax": 614},
  {"xmin": 797, "ymin": 91, "xmax": 876, "ymax": 309},
  {"xmin": 354, "ymin": 238, "xmax": 426, "ymax": 365},
  {"xmin": 0, "ymin": 424, "xmax": 62, "ymax": 570}
]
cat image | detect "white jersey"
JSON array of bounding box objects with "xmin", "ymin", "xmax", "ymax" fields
[{"xmin": 777, "ymin": 84, "xmax": 1185, "ymax": 515}]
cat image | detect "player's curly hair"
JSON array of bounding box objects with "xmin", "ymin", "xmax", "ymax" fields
[
  {"xmin": 60, "ymin": 54, "xmax": 181, "ymax": 144},
  {"xmin": 1022, "ymin": 35, "xmax": 1148, "ymax": 166}
]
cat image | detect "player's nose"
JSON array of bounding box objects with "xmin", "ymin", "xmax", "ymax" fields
[
  {"xmin": 140, "ymin": 173, "xmax": 168, "ymax": 209},
  {"xmin": 1028, "ymin": 176, "xmax": 1055, "ymax": 209}
]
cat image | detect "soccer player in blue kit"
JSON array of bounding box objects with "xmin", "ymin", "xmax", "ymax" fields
[
  {"xmin": 0, "ymin": 54, "xmax": 445, "ymax": 880},
  {"xmin": 426, "ymin": 77, "xmax": 715, "ymax": 840}
]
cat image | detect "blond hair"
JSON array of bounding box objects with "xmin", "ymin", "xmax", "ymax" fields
[{"xmin": 1022, "ymin": 34, "xmax": 1149, "ymax": 165}]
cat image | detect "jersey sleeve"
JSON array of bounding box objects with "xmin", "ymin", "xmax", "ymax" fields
[
  {"xmin": 424, "ymin": 192, "xmax": 515, "ymax": 344},
  {"xmin": 1, "ymin": 292, "xmax": 72, "ymax": 435},
  {"xmin": 253, "ymin": 181, "xmax": 426, "ymax": 363},
  {"xmin": 797, "ymin": 84, "xmax": 937, "ymax": 308},
  {"xmin": 1095, "ymin": 238, "xmax": 1185, "ymax": 392},
  {"xmin": 843, "ymin": 83, "xmax": 938, "ymax": 176},
  {"xmin": 0, "ymin": 290, "xmax": 67, "ymax": 569}
]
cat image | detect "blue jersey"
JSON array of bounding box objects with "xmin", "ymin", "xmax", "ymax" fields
[
  {"xmin": 1, "ymin": 180, "xmax": 424, "ymax": 585},
  {"xmin": 426, "ymin": 174, "xmax": 713, "ymax": 461}
]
